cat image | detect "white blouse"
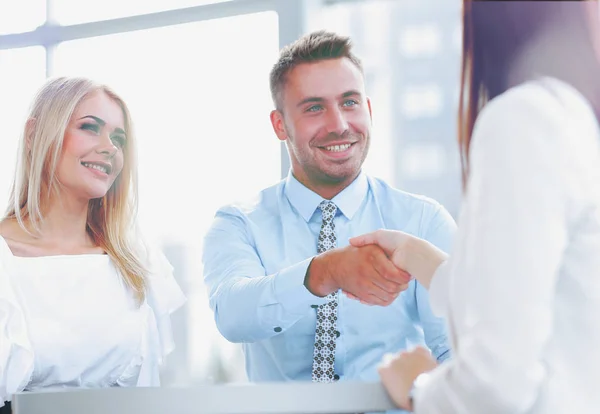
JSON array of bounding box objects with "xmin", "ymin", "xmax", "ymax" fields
[
  {"xmin": 415, "ymin": 78, "xmax": 600, "ymax": 413},
  {"xmin": 0, "ymin": 235, "xmax": 186, "ymax": 407}
]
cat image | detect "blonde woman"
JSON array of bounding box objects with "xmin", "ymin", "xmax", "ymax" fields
[{"xmin": 0, "ymin": 77, "xmax": 185, "ymax": 412}]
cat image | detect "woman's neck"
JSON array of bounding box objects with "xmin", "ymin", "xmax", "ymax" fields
[{"xmin": 35, "ymin": 200, "xmax": 90, "ymax": 246}]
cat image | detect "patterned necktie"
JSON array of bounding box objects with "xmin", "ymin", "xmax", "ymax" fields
[{"xmin": 311, "ymin": 200, "xmax": 339, "ymax": 383}]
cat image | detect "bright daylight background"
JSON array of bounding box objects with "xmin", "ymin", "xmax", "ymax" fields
[{"xmin": 0, "ymin": 0, "xmax": 461, "ymax": 386}]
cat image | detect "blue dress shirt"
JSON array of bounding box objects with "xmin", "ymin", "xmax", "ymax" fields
[{"xmin": 202, "ymin": 171, "xmax": 455, "ymax": 383}]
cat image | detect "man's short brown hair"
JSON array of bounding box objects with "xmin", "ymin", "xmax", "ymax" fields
[{"xmin": 269, "ymin": 30, "xmax": 363, "ymax": 110}]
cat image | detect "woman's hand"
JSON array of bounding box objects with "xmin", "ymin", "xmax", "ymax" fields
[
  {"xmin": 349, "ymin": 230, "xmax": 448, "ymax": 290},
  {"xmin": 378, "ymin": 346, "xmax": 438, "ymax": 411}
]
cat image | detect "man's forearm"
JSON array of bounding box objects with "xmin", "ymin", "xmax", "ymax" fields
[{"xmin": 211, "ymin": 258, "xmax": 329, "ymax": 343}]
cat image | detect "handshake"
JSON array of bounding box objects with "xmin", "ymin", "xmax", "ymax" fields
[{"xmin": 305, "ymin": 229, "xmax": 448, "ymax": 306}]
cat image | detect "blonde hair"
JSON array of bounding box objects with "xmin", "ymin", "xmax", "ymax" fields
[{"xmin": 4, "ymin": 76, "xmax": 147, "ymax": 304}]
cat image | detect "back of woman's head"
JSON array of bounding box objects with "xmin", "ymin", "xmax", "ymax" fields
[
  {"xmin": 459, "ymin": 0, "xmax": 600, "ymax": 184},
  {"xmin": 5, "ymin": 76, "xmax": 147, "ymax": 303}
]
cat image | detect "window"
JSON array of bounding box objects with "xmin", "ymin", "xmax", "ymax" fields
[
  {"xmin": 0, "ymin": 0, "xmax": 45, "ymax": 35},
  {"xmin": 53, "ymin": 11, "xmax": 280, "ymax": 381},
  {"xmin": 53, "ymin": 0, "xmax": 234, "ymax": 25},
  {"xmin": 400, "ymin": 143, "xmax": 446, "ymax": 180},
  {"xmin": 54, "ymin": 11, "xmax": 280, "ymax": 239},
  {"xmin": 400, "ymin": 84, "xmax": 443, "ymax": 119},
  {"xmin": 453, "ymin": 23, "xmax": 462, "ymax": 51},
  {"xmin": 399, "ymin": 24, "xmax": 442, "ymax": 58}
]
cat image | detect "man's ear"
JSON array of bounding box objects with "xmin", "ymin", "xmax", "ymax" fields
[{"xmin": 270, "ymin": 109, "xmax": 288, "ymax": 142}]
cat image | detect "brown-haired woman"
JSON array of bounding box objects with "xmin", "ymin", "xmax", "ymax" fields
[{"xmin": 351, "ymin": 1, "xmax": 600, "ymax": 412}]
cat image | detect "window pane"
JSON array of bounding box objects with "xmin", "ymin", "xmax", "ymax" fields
[
  {"xmin": 399, "ymin": 25, "xmax": 442, "ymax": 58},
  {"xmin": 53, "ymin": 11, "xmax": 279, "ymax": 384},
  {"xmin": 54, "ymin": 0, "xmax": 233, "ymax": 25},
  {"xmin": 0, "ymin": 47, "xmax": 46, "ymax": 207},
  {"xmin": 0, "ymin": 0, "xmax": 46, "ymax": 35}
]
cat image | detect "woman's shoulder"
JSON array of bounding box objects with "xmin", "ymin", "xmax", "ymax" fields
[
  {"xmin": 471, "ymin": 77, "xmax": 600, "ymax": 204},
  {"xmin": 475, "ymin": 77, "xmax": 599, "ymax": 156},
  {"xmin": 0, "ymin": 221, "xmax": 20, "ymax": 270},
  {"xmin": 484, "ymin": 77, "xmax": 596, "ymax": 129},
  {"xmin": 0, "ymin": 219, "xmax": 24, "ymax": 257}
]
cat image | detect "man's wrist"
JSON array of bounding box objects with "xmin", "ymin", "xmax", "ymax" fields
[{"xmin": 304, "ymin": 254, "xmax": 337, "ymax": 297}]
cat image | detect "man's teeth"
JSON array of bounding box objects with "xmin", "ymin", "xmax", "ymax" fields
[
  {"xmin": 82, "ymin": 162, "xmax": 108, "ymax": 174},
  {"xmin": 325, "ymin": 144, "xmax": 351, "ymax": 152}
]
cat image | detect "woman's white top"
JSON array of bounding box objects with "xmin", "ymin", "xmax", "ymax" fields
[
  {"xmin": 417, "ymin": 78, "xmax": 600, "ymax": 413},
  {"xmin": 0, "ymin": 235, "xmax": 186, "ymax": 407}
]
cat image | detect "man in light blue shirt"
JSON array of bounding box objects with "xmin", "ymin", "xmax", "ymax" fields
[{"xmin": 202, "ymin": 30, "xmax": 455, "ymax": 384}]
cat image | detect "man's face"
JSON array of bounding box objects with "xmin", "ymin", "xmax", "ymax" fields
[{"xmin": 271, "ymin": 57, "xmax": 372, "ymax": 189}]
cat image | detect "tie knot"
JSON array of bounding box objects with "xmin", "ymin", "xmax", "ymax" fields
[{"xmin": 318, "ymin": 200, "xmax": 337, "ymax": 222}]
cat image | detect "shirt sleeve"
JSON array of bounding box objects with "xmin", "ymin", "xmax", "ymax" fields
[{"xmin": 202, "ymin": 207, "xmax": 329, "ymax": 343}]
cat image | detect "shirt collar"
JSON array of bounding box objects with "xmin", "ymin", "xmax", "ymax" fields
[{"xmin": 284, "ymin": 170, "xmax": 369, "ymax": 222}]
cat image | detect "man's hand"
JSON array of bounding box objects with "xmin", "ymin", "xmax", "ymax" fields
[
  {"xmin": 349, "ymin": 229, "xmax": 448, "ymax": 290},
  {"xmin": 305, "ymin": 244, "xmax": 412, "ymax": 306}
]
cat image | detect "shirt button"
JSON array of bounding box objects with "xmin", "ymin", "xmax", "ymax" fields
[
  {"xmin": 333, "ymin": 374, "xmax": 340, "ymax": 381},
  {"xmin": 274, "ymin": 327, "xmax": 282, "ymax": 332},
  {"xmin": 335, "ymin": 330, "xmax": 340, "ymax": 338}
]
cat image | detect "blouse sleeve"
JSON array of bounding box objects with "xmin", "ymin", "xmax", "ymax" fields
[
  {"xmin": 136, "ymin": 241, "xmax": 186, "ymax": 387},
  {"xmin": 145, "ymin": 248, "xmax": 187, "ymax": 363},
  {"xmin": 0, "ymin": 246, "xmax": 34, "ymax": 406}
]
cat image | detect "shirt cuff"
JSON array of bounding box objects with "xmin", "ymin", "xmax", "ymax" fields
[{"xmin": 273, "ymin": 257, "xmax": 329, "ymax": 316}]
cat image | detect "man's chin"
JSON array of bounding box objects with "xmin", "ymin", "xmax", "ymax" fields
[{"xmin": 318, "ymin": 168, "xmax": 361, "ymax": 185}]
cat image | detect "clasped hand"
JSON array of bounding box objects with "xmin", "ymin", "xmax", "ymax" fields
[{"xmin": 306, "ymin": 229, "xmax": 447, "ymax": 306}]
